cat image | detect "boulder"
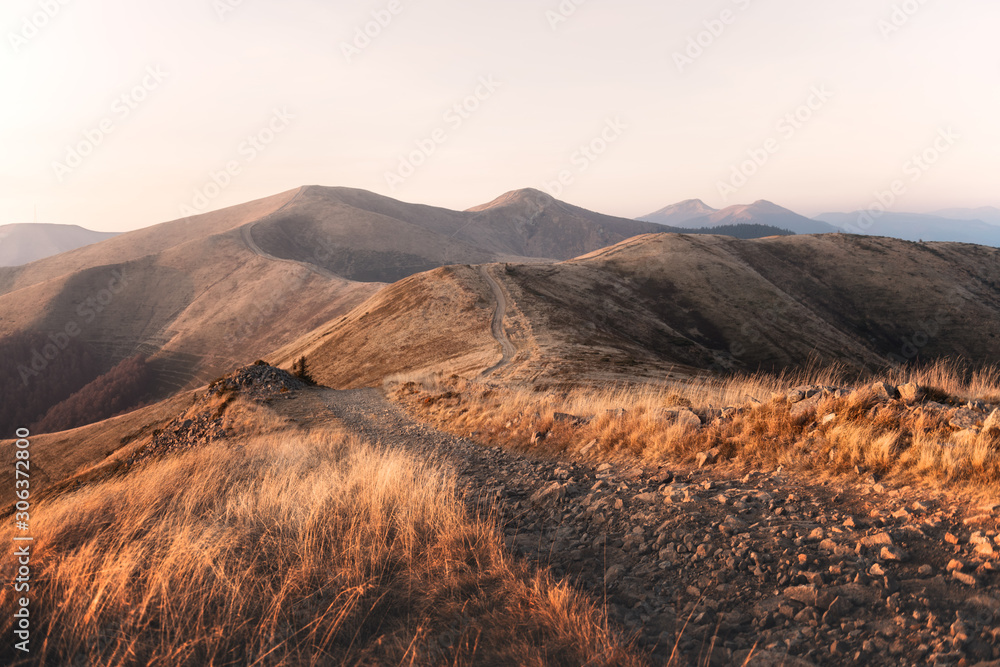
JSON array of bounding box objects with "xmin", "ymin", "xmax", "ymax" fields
[
  {"xmin": 696, "ymin": 448, "xmax": 719, "ymax": 468},
  {"xmin": 983, "ymin": 409, "xmax": 1000, "ymax": 438},
  {"xmin": 949, "ymin": 408, "xmax": 980, "ymax": 430},
  {"xmin": 659, "ymin": 407, "xmax": 703, "ymax": 430},
  {"xmin": 786, "ymin": 385, "xmax": 823, "ymax": 404},
  {"xmin": 866, "ymin": 381, "xmax": 900, "ymax": 401},
  {"xmin": 784, "ymin": 584, "xmax": 819, "ymax": 607},
  {"xmin": 790, "ymin": 393, "xmax": 823, "ymax": 418},
  {"xmin": 898, "ymin": 383, "xmax": 924, "ymax": 403},
  {"xmin": 553, "ymin": 412, "xmax": 591, "ymax": 426}
]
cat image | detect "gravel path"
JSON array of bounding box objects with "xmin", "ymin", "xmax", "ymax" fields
[
  {"xmin": 477, "ymin": 265, "xmax": 516, "ymax": 376},
  {"xmin": 303, "ymin": 387, "xmax": 1000, "ymax": 667}
]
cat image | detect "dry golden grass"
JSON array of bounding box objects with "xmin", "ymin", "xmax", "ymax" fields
[
  {"xmin": 390, "ymin": 361, "xmax": 1000, "ymax": 490},
  {"xmin": 0, "ymin": 400, "xmax": 641, "ymax": 667}
]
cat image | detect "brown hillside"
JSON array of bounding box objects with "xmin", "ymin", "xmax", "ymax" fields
[{"xmin": 275, "ymin": 233, "xmax": 1000, "ymax": 388}]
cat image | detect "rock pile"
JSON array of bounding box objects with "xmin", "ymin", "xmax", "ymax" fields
[
  {"xmin": 125, "ymin": 363, "xmax": 304, "ymax": 466},
  {"xmin": 207, "ymin": 361, "xmax": 307, "ymax": 401}
]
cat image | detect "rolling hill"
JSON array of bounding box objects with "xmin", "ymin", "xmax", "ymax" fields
[
  {"xmin": 0, "ymin": 223, "xmax": 118, "ymax": 266},
  {"xmin": 276, "ymin": 232, "xmax": 1000, "ymax": 388},
  {"xmin": 0, "ymin": 185, "xmax": 682, "ymax": 427}
]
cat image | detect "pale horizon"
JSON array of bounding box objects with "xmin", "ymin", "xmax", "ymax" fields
[{"xmin": 2, "ymin": 0, "xmax": 998, "ymax": 232}]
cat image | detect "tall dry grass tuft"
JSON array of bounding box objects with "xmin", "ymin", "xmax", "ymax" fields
[
  {"xmin": 0, "ymin": 401, "xmax": 641, "ymax": 666},
  {"xmin": 391, "ymin": 361, "xmax": 1000, "ymax": 490}
]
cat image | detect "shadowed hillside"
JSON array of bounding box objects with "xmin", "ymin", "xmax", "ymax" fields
[
  {"xmin": 277, "ymin": 233, "xmax": 1000, "ymax": 388},
  {"xmin": 248, "ymin": 186, "xmax": 674, "ymax": 282}
]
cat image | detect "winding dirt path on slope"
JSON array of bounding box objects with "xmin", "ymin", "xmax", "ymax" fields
[
  {"xmin": 239, "ymin": 190, "xmax": 339, "ymax": 280},
  {"xmin": 477, "ymin": 265, "xmax": 515, "ymax": 375},
  {"xmin": 270, "ymin": 387, "xmax": 998, "ymax": 667}
]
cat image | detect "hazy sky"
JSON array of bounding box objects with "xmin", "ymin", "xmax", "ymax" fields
[{"xmin": 2, "ymin": 0, "xmax": 998, "ymax": 232}]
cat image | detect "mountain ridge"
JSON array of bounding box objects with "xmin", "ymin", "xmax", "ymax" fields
[
  {"xmin": 0, "ymin": 223, "xmax": 119, "ymax": 267},
  {"xmin": 640, "ymin": 199, "xmax": 837, "ymax": 235}
]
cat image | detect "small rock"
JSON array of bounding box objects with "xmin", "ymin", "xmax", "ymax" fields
[
  {"xmin": 898, "ymin": 383, "xmax": 925, "ymax": 403},
  {"xmin": 696, "ymin": 450, "xmax": 718, "ymax": 468},
  {"xmin": 786, "ymin": 385, "xmax": 821, "ymax": 404},
  {"xmin": 794, "ymin": 607, "xmax": 819, "ymax": 624},
  {"xmin": 660, "ymin": 407, "xmax": 703, "ymax": 430},
  {"xmin": 790, "ymin": 394, "xmax": 823, "ymax": 418},
  {"xmin": 529, "ymin": 481, "xmax": 565, "ymax": 505},
  {"xmin": 859, "ymin": 532, "xmax": 894, "ymax": 548},
  {"xmin": 784, "ymin": 584, "xmax": 819, "ymax": 607},
  {"xmin": 604, "ymin": 564, "xmax": 626, "ymax": 585},
  {"xmin": 553, "ymin": 412, "xmax": 590, "ymax": 426},
  {"xmin": 952, "ymin": 570, "xmax": 978, "ymax": 587},
  {"xmin": 982, "ymin": 408, "xmax": 1000, "ymax": 436},
  {"xmin": 720, "ymin": 515, "xmax": 748, "ymax": 535},
  {"xmin": 880, "ymin": 545, "xmax": 910, "ymax": 562},
  {"xmin": 867, "ymin": 381, "xmax": 900, "ymax": 401},
  {"xmin": 950, "ymin": 619, "xmax": 971, "ymax": 642},
  {"xmin": 974, "ymin": 542, "xmax": 995, "ymax": 556},
  {"xmin": 530, "ymin": 431, "xmax": 548, "ymax": 444},
  {"xmin": 804, "ymin": 571, "xmax": 825, "ymax": 586}
]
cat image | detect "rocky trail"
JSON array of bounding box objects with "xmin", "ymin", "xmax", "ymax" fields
[
  {"xmin": 270, "ymin": 387, "xmax": 1000, "ymax": 666},
  {"xmin": 478, "ymin": 264, "xmax": 516, "ymax": 376}
]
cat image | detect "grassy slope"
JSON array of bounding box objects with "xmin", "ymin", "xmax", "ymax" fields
[
  {"xmin": 0, "ymin": 399, "xmax": 641, "ymax": 667},
  {"xmin": 390, "ymin": 361, "xmax": 1000, "ymax": 495},
  {"xmin": 271, "ymin": 265, "xmax": 502, "ymax": 388}
]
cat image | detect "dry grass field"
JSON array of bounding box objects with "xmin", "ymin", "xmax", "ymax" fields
[
  {"xmin": 390, "ymin": 361, "xmax": 1000, "ymax": 492},
  {"xmin": 0, "ymin": 399, "xmax": 641, "ymax": 667}
]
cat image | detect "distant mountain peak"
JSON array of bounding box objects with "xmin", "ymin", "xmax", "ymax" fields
[
  {"xmin": 466, "ymin": 188, "xmax": 557, "ymax": 213},
  {"xmin": 639, "ymin": 199, "xmax": 717, "ymax": 225},
  {"xmin": 674, "ymin": 198, "xmax": 713, "ymax": 208},
  {"xmin": 734, "ymin": 200, "xmax": 791, "ymax": 214}
]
